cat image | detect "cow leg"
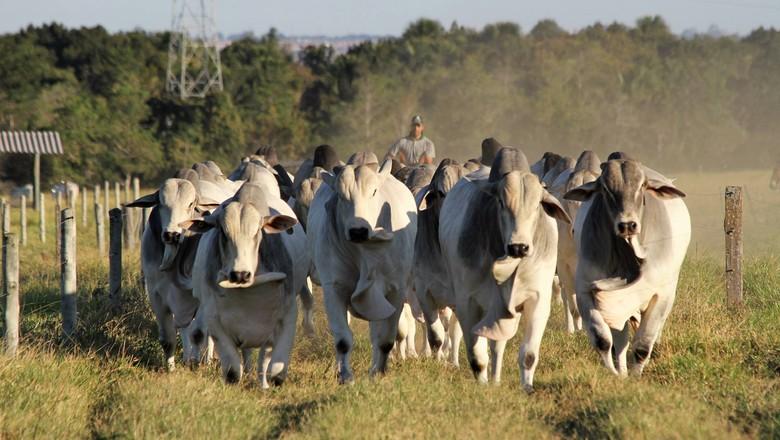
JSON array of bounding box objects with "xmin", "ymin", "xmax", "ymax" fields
[
  {"xmin": 553, "ymin": 275, "xmax": 563, "ymax": 306},
  {"xmin": 630, "ymin": 294, "xmax": 671, "ymax": 376},
  {"xmin": 559, "ymin": 266, "xmax": 578, "ymax": 333},
  {"xmin": 299, "ymin": 278, "xmax": 316, "ymax": 336},
  {"xmin": 449, "ymin": 313, "xmax": 463, "ymax": 368},
  {"xmin": 242, "ymin": 348, "xmax": 254, "ymax": 376},
  {"xmin": 369, "ymin": 306, "xmax": 403, "ymax": 377},
  {"xmin": 149, "ymin": 292, "xmax": 177, "ymax": 372},
  {"xmin": 323, "ymin": 284, "xmax": 354, "ymax": 384},
  {"xmin": 404, "ymin": 304, "xmax": 418, "ymax": 359},
  {"xmin": 458, "ymin": 297, "xmax": 489, "ymax": 383},
  {"xmin": 212, "ymin": 326, "xmax": 242, "ymax": 384},
  {"xmin": 611, "ymin": 324, "xmax": 630, "ymax": 377},
  {"xmin": 489, "ymin": 339, "xmax": 508, "ymax": 384},
  {"xmin": 577, "ymin": 287, "xmax": 618, "ymax": 375},
  {"xmin": 395, "ymin": 305, "xmax": 409, "ymax": 361},
  {"xmin": 258, "ymin": 344, "xmax": 273, "ymax": 389},
  {"xmin": 421, "ymin": 328, "xmax": 432, "ymax": 358},
  {"xmin": 268, "ymin": 298, "xmax": 298, "ymax": 386},
  {"xmin": 418, "ymin": 286, "xmax": 446, "ymax": 359},
  {"xmin": 518, "ymin": 294, "xmax": 551, "ymax": 393},
  {"xmin": 180, "ymin": 321, "xmax": 199, "ymax": 366}
]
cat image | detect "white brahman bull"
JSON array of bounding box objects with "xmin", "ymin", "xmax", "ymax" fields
[
  {"xmin": 439, "ymin": 147, "xmax": 570, "ymax": 391},
  {"xmin": 308, "ymin": 159, "xmax": 417, "ymax": 384},
  {"xmin": 564, "ymin": 158, "xmax": 690, "ymax": 376}
]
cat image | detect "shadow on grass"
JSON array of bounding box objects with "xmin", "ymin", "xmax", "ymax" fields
[{"xmin": 266, "ymin": 395, "xmax": 338, "ymax": 439}]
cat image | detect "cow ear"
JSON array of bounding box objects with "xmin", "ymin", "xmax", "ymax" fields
[
  {"xmin": 196, "ymin": 197, "xmax": 221, "ymax": 213},
  {"xmin": 319, "ymin": 170, "xmax": 336, "ymax": 188},
  {"xmin": 417, "ymin": 188, "xmax": 432, "ymax": 211},
  {"xmin": 126, "ymin": 191, "xmax": 159, "ymax": 208},
  {"xmin": 179, "ymin": 219, "xmax": 214, "ymax": 234},
  {"xmin": 378, "ymin": 159, "xmax": 393, "ymax": 179},
  {"xmin": 263, "ymin": 215, "xmax": 298, "ymax": 234},
  {"xmin": 563, "ymin": 181, "xmax": 598, "ymax": 201},
  {"xmin": 541, "ymin": 191, "xmax": 571, "ymax": 224},
  {"xmin": 646, "ymin": 179, "xmax": 686, "ymax": 199}
]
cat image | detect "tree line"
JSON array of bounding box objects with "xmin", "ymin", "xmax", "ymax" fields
[{"xmin": 1, "ymin": 16, "xmax": 778, "ymax": 185}]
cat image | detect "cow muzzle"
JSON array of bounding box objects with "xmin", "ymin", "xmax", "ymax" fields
[
  {"xmin": 348, "ymin": 227, "xmax": 369, "ymax": 243},
  {"xmin": 162, "ymin": 230, "xmax": 181, "ymax": 245},
  {"xmin": 217, "ymin": 270, "xmax": 287, "ymax": 289},
  {"xmin": 506, "ymin": 243, "xmax": 530, "ymax": 258},
  {"xmin": 348, "ymin": 227, "xmax": 394, "ymax": 243}
]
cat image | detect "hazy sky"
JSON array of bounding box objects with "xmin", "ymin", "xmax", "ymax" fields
[{"xmin": 2, "ymin": 0, "xmax": 779, "ymax": 36}]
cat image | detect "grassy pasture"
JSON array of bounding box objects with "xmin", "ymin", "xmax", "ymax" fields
[{"xmin": 0, "ymin": 169, "xmax": 778, "ymax": 439}]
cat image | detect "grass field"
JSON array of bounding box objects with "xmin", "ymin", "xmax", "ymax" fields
[{"xmin": 0, "ymin": 169, "xmax": 779, "ymax": 439}]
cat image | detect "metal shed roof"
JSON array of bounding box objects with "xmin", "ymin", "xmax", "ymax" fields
[{"xmin": 0, "ymin": 131, "xmax": 63, "ymax": 155}]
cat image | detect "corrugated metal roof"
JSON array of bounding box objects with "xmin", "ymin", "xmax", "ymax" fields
[{"xmin": 0, "ymin": 131, "xmax": 63, "ymax": 155}]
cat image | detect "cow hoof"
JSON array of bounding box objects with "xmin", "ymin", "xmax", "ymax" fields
[
  {"xmin": 523, "ymin": 384, "xmax": 535, "ymax": 394},
  {"xmin": 338, "ymin": 373, "xmax": 354, "ymax": 385}
]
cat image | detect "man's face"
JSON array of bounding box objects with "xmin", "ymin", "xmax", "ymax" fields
[{"xmin": 410, "ymin": 123, "xmax": 423, "ymax": 139}]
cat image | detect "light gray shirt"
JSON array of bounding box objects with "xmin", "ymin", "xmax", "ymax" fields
[{"xmin": 386, "ymin": 135, "xmax": 435, "ymax": 165}]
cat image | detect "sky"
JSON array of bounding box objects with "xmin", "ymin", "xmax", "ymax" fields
[{"xmin": 2, "ymin": 0, "xmax": 779, "ymax": 36}]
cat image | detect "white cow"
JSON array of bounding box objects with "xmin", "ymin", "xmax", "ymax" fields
[
  {"xmin": 182, "ymin": 182, "xmax": 309, "ymax": 386},
  {"xmin": 439, "ymin": 147, "xmax": 570, "ymax": 391},
  {"xmin": 126, "ymin": 167, "xmax": 229, "ymax": 370},
  {"xmin": 308, "ymin": 159, "xmax": 417, "ymax": 384},
  {"xmin": 564, "ymin": 158, "xmax": 690, "ymax": 376}
]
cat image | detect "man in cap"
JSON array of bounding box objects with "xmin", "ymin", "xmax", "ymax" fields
[{"xmin": 385, "ymin": 115, "xmax": 436, "ymax": 166}]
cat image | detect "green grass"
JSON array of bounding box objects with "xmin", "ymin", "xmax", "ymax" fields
[{"xmin": 0, "ymin": 177, "xmax": 778, "ymax": 439}]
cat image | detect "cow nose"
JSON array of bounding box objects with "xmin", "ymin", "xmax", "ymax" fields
[
  {"xmin": 348, "ymin": 227, "xmax": 369, "ymax": 243},
  {"xmin": 228, "ymin": 271, "xmax": 251, "ymax": 284},
  {"xmin": 162, "ymin": 231, "xmax": 181, "ymax": 244},
  {"xmin": 507, "ymin": 243, "xmax": 530, "ymax": 258},
  {"xmin": 617, "ymin": 221, "xmax": 638, "ymax": 235}
]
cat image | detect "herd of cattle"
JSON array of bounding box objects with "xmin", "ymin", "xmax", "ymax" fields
[{"xmin": 125, "ymin": 140, "xmax": 692, "ymax": 392}]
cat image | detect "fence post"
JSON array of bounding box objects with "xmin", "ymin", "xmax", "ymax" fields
[
  {"xmin": 103, "ymin": 181, "xmax": 110, "ymax": 218},
  {"xmin": 724, "ymin": 186, "xmax": 743, "ymax": 307},
  {"xmin": 33, "ymin": 152, "xmax": 40, "ymax": 211},
  {"xmin": 124, "ymin": 175, "xmax": 131, "ymax": 203},
  {"xmin": 114, "ymin": 182, "xmax": 121, "ymax": 209},
  {"xmin": 109, "ymin": 208, "xmax": 122, "ymax": 311},
  {"xmin": 122, "ymin": 206, "xmax": 137, "ymax": 250},
  {"xmin": 132, "ymin": 177, "xmax": 140, "ymax": 202},
  {"xmin": 4, "ymin": 233, "xmax": 20, "ymax": 356},
  {"xmin": 1, "ymin": 199, "xmax": 9, "ymax": 236},
  {"xmin": 19, "ymin": 195, "xmax": 27, "ymax": 247},
  {"xmin": 39, "ymin": 193, "xmax": 46, "ymax": 243},
  {"xmin": 61, "ymin": 208, "xmax": 77, "ymax": 339},
  {"xmin": 55, "ymin": 194, "xmax": 61, "ymax": 260},
  {"xmin": 95, "ymin": 203, "xmax": 106, "ymax": 257},
  {"xmin": 140, "ymin": 206, "xmax": 149, "ymax": 240},
  {"xmin": 81, "ymin": 187, "xmax": 88, "ymax": 228}
]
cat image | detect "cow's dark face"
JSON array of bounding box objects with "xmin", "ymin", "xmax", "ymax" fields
[{"xmin": 599, "ymin": 160, "xmax": 647, "ymax": 240}]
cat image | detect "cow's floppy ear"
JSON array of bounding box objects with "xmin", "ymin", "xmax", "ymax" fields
[
  {"xmin": 179, "ymin": 219, "xmax": 214, "ymax": 234},
  {"xmin": 541, "ymin": 191, "xmax": 571, "ymax": 224},
  {"xmin": 195, "ymin": 197, "xmax": 221, "ymax": 213},
  {"xmin": 126, "ymin": 191, "xmax": 159, "ymax": 208},
  {"xmin": 646, "ymin": 179, "xmax": 686, "ymax": 199},
  {"xmin": 262, "ymin": 215, "xmax": 298, "ymax": 234},
  {"xmin": 378, "ymin": 159, "xmax": 393, "ymax": 180},
  {"xmin": 564, "ymin": 180, "xmax": 598, "ymax": 201}
]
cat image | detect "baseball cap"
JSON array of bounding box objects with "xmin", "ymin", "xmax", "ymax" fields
[{"xmin": 411, "ymin": 115, "xmax": 423, "ymax": 125}]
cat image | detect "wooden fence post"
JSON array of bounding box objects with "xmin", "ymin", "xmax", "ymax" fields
[
  {"xmin": 39, "ymin": 193, "xmax": 46, "ymax": 243},
  {"xmin": 725, "ymin": 186, "xmax": 743, "ymax": 306},
  {"xmin": 61, "ymin": 208, "xmax": 77, "ymax": 339},
  {"xmin": 132, "ymin": 177, "xmax": 140, "ymax": 202},
  {"xmin": 1, "ymin": 199, "xmax": 10, "ymax": 236},
  {"xmin": 81, "ymin": 187, "xmax": 88, "ymax": 227},
  {"xmin": 124, "ymin": 175, "xmax": 131, "ymax": 203},
  {"xmin": 103, "ymin": 181, "xmax": 110, "ymax": 218},
  {"xmin": 19, "ymin": 195, "xmax": 27, "ymax": 247},
  {"xmin": 114, "ymin": 182, "xmax": 121, "ymax": 209},
  {"xmin": 122, "ymin": 206, "xmax": 137, "ymax": 250},
  {"xmin": 33, "ymin": 152, "xmax": 40, "ymax": 211},
  {"xmin": 95, "ymin": 203, "xmax": 106, "ymax": 257},
  {"xmin": 4, "ymin": 233, "xmax": 20, "ymax": 356},
  {"xmin": 109, "ymin": 208, "xmax": 122, "ymax": 311},
  {"xmin": 55, "ymin": 194, "xmax": 61, "ymax": 260}
]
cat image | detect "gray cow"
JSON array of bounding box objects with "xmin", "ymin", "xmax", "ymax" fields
[
  {"xmin": 565, "ymin": 158, "xmax": 690, "ymax": 376},
  {"xmin": 182, "ymin": 182, "xmax": 309, "ymax": 386},
  {"xmin": 308, "ymin": 159, "xmax": 417, "ymax": 384},
  {"xmin": 439, "ymin": 148, "xmax": 570, "ymax": 391},
  {"xmin": 413, "ymin": 159, "xmax": 467, "ymax": 365}
]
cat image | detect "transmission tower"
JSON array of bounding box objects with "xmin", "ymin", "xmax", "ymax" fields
[{"xmin": 166, "ymin": 0, "xmax": 224, "ymax": 99}]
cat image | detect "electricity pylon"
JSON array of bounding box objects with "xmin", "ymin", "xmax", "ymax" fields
[{"xmin": 166, "ymin": 0, "xmax": 224, "ymax": 99}]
